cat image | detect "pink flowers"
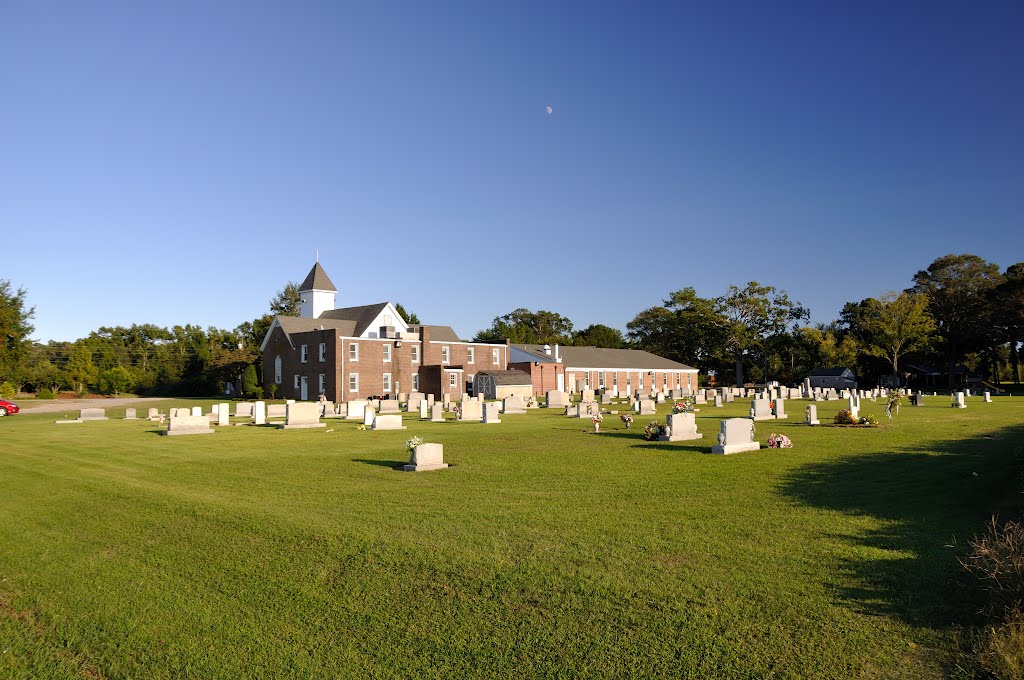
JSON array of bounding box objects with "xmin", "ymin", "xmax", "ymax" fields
[{"xmin": 766, "ymin": 433, "xmax": 793, "ymax": 449}]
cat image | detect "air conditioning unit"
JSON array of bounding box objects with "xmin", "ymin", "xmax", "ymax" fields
[{"xmin": 380, "ymin": 326, "xmax": 396, "ymax": 339}]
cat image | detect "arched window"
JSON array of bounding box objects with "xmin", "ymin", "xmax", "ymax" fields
[{"xmin": 274, "ymin": 355, "xmax": 282, "ymax": 384}]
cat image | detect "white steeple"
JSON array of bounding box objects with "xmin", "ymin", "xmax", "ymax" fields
[{"xmin": 297, "ymin": 261, "xmax": 337, "ymax": 318}]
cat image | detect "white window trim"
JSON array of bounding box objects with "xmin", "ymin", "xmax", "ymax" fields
[
  {"xmin": 449, "ymin": 373, "xmax": 458, "ymax": 387},
  {"xmin": 349, "ymin": 343, "xmax": 359, "ymax": 362},
  {"xmin": 318, "ymin": 374, "xmax": 325, "ymax": 394},
  {"xmin": 294, "ymin": 375, "xmax": 300, "ymax": 389},
  {"xmin": 467, "ymin": 347, "xmax": 474, "ymax": 364},
  {"xmin": 441, "ymin": 346, "xmax": 450, "ymax": 364},
  {"xmin": 274, "ymin": 355, "xmax": 282, "ymax": 384},
  {"xmin": 492, "ymin": 348, "xmax": 500, "ymax": 364},
  {"xmin": 349, "ymin": 373, "xmax": 359, "ymax": 393},
  {"xmin": 383, "ymin": 373, "xmax": 392, "ymax": 392},
  {"xmin": 300, "ymin": 345, "xmax": 308, "ymax": 363},
  {"xmin": 383, "ymin": 344, "xmax": 391, "ymax": 363},
  {"xmin": 411, "ymin": 345, "xmax": 420, "ymax": 362},
  {"xmin": 319, "ymin": 343, "xmax": 326, "ymax": 362},
  {"xmin": 412, "ymin": 374, "xmax": 419, "ymax": 391}
]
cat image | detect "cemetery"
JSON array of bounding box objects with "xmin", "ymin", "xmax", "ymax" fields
[{"xmin": 1, "ymin": 389, "xmax": 1021, "ymax": 677}]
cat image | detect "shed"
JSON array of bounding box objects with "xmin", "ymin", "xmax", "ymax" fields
[
  {"xmin": 808, "ymin": 367, "xmax": 857, "ymax": 390},
  {"xmin": 473, "ymin": 370, "xmax": 533, "ymax": 400}
]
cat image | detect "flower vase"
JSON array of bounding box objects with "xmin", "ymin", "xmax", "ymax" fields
[
  {"xmin": 594, "ymin": 422, "xmax": 600, "ymax": 433},
  {"xmin": 625, "ymin": 422, "xmax": 631, "ymax": 429}
]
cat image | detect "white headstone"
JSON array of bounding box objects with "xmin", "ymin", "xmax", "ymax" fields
[
  {"xmin": 163, "ymin": 414, "xmax": 214, "ymax": 436},
  {"xmin": 282, "ymin": 402, "xmax": 325, "ymax": 429},
  {"xmin": 750, "ymin": 399, "xmax": 772, "ymax": 421},
  {"xmin": 253, "ymin": 401, "xmax": 266, "ymax": 425},
  {"xmin": 658, "ymin": 412, "xmax": 702, "ymax": 441},
  {"xmin": 710, "ymin": 418, "xmax": 760, "ymax": 455},
  {"xmin": 804, "ymin": 404, "xmax": 819, "ymax": 426},
  {"xmin": 403, "ymin": 443, "xmax": 448, "ymax": 471},
  {"xmin": 217, "ymin": 403, "xmax": 230, "ymax": 426},
  {"xmin": 372, "ymin": 414, "xmax": 406, "ymax": 430}
]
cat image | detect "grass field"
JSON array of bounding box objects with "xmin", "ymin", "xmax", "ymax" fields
[{"xmin": 2, "ymin": 395, "xmax": 1022, "ymax": 678}]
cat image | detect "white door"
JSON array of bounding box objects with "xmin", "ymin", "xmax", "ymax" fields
[
  {"xmin": 557, "ymin": 373, "xmax": 565, "ymax": 392},
  {"xmin": 300, "ymin": 376, "xmax": 308, "ymax": 401}
]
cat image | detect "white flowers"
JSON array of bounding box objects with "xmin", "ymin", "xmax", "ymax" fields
[{"xmin": 405, "ymin": 436, "xmax": 424, "ymax": 452}]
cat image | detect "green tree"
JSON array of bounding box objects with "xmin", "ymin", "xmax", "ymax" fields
[
  {"xmin": 474, "ymin": 309, "xmax": 573, "ymax": 345},
  {"xmin": 626, "ymin": 288, "xmax": 729, "ymax": 371},
  {"xmin": 394, "ymin": 303, "xmax": 421, "ymax": 325},
  {"xmin": 719, "ymin": 282, "xmax": 807, "ymax": 387},
  {"xmin": 270, "ymin": 282, "xmax": 302, "ymax": 317},
  {"xmin": 31, "ymin": 359, "xmax": 67, "ymax": 395},
  {"xmin": 65, "ymin": 344, "xmax": 98, "ymax": 394},
  {"xmin": 860, "ymin": 291, "xmax": 935, "ymax": 387},
  {"xmin": 99, "ymin": 366, "xmax": 135, "ymax": 396},
  {"xmin": 242, "ymin": 364, "xmax": 259, "ymax": 397},
  {"xmin": 572, "ymin": 324, "xmax": 624, "ymax": 348},
  {"xmin": 0, "ymin": 280, "xmax": 35, "ymax": 384},
  {"xmin": 912, "ymin": 254, "xmax": 1003, "ymax": 389},
  {"xmin": 993, "ymin": 263, "xmax": 1024, "ymax": 384}
]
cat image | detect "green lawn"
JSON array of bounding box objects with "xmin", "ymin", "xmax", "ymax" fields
[{"xmin": 2, "ymin": 395, "xmax": 1022, "ymax": 678}]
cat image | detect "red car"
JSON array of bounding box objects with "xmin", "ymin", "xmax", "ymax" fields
[{"xmin": 0, "ymin": 399, "xmax": 20, "ymax": 416}]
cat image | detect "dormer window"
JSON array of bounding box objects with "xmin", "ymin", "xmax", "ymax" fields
[{"xmin": 384, "ymin": 314, "xmax": 392, "ymax": 326}]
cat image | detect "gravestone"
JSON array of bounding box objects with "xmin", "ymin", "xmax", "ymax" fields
[
  {"xmin": 124, "ymin": 408, "xmax": 137, "ymax": 420},
  {"xmin": 984, "ymin": 391, "xmax": 992, "ymax": 403},
  {"xmin": 546, "ymin": 391, "xmax": 569, "ymax": 408},
  {"xmin": 847, "ymin": 395, "xmax": 860, "ymax": 419},
  {"xmin": 502, "ymin": 396, "xmax": 526, "ymax": 414},
  {"xmin": 379, "ymin": 400, "xmax": 400, "ymax": 414},
  {"xmin": 772, "ymin": 398, "xmax": 787, "ymax": 419},
  {"xmin": 363, "ymin": 405, "xmax": 376, "ymax": 426},
  {"xmin": 750, "ymin": 399, "xmax": 773, "ymax": 421},
  {"xmin": 482, "ymin": 402, "xmax": 501, "ymax": 424},
  {"xmin": 565, "ymin": 405, "xmax": 580, "ymax": 418},
  {"xmin": 725, "ymin": 392, "xmax": 735, "ymax": 403},
  {"xmin": 580, "ymin": 389, "xmax": 595, "ymax": 403},
  {"xmin": 372, "ymin": 414, "xmax": 406, "ymax": 430},
  {"xmin": 235, "ymin": 402, "xmax": 255, "ymax": 418},
  {"xmin": 163, "ymin": 414, "xmax": 214, "ymax": 436},
  {"xmin": 319, "ymin": 401, "xmax": 335, "ymax": 417},
  {"xmin": 346, "ymin": 400, "xmax": 368, "ymax": 420},
  {"xmin": 190, "ymin": 407, "xmax": 203, "ymax": 417},
  {"xmin": 460, "ymin": 400, "xmax": 483, "ymax": 421},
  {"xmin": 427, "ymin": 394, "xmax": 435, "ymax": 405},
  {"xmin": 253, "ymin": 401, "xmax": 266, "ymax": 425},
  {"xmin": 656, "ymin": 393, "xmax": 666, "ymax": 404},
  {"xmin": 430, "ymin": 403, "xmax": 446, "ymax": 422},
  {"xmin": 147, "ymin": 408, "xmax": 160, "ymax": 420},
  {"xmin": 637, "ymin": 399, "xmax": 655, "ymax": 415},
  {"xmin": 804, "ymin": 404, "xmax": 820, "ymax": 426},
  {"xmin": 600, "ymin": 393, "xmax": 612, "ymax": 405},
  {"xmin": 171, "ymin": 408, "xmax": 191, "ymax": 418},
  {"xmin": 954, "ymin": 392, "xmax": 966, "ymax": 409},
  {"xmin": 694, "ymin": 392, "xmax": 707, "ymax": 405},
  {"xmin": 713, "ymin": 395, "xmax": 723, "ymax": 408},
  {"xmin": 910, "ymin": 394, "xmax": 924, "ymax": 406},
  {"xmin": 403, "ymin": 443, "xmax": 448, "ymax": 472},
  {"xmin": 81, "ymin": 408, "xmax": 108, "ymax": 421},
  {"xmin": 710, "ymin": 418, "xmax": 760, "ymax": 455},
  {"xmin": 419, "ymin": 400, "xmax": 429, "ymax": 419},
  {"xmin": 217, "ymin": 403, "xmax": 230, "ymax": 426},
  {"xmin": 267, "ymin": 404, "xmax": 287, "ymax": 418},
  {"xmin": 282, "ymin": 402, "xmax": 325, "ymax": 429},
  {"xmin": 658, "ymin": 412, "xmax": 702, "ymax": 442}
]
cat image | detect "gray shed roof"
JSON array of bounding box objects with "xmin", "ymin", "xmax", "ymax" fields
[
  {"xmin": 410, "ymin": 325, "xmax": 462, "ymax": 342},
  {"xmin": 809, "ymin": 367, "xmax": 853, "ymax": 377},
  {"xmin": 475, "ymin": 369, "xmax": 533, "ymax": 386},
  {"xmin": 512, "ymin": 344, "xmax": 696, "ymax": 371},
  {"xmin": 299, "ymin": 262, "xmax": 337, "ymax": 292}
]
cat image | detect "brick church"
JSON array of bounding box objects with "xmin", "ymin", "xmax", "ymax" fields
[{"xmin": 260, "ymin": 261, "xmax": 510, "ymax": 402}]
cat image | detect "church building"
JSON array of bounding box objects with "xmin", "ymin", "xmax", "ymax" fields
[{"xmin": 260, "ymin": 262, "xmax": 510, "ymax": 401}]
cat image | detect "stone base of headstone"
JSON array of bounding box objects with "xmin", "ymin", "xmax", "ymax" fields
[
  {"xmin": 709, "ymin": 442, "xmax": 760, "ymax": 455},
  {"xmin": 55, "ymin": 418, "xmax": 84, "ymax": 424},
  {"xmin": 658, "ymin": 432, "xmax": 703, "ymax": 442},
  {"xmin": 280, "ymin": 423, "xmax": 327, "ymax": 429}
]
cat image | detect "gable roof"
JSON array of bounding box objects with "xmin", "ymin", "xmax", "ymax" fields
[
  {"xmin": 808, "ymin": 367, "xmax": 853, "ymax": 377},
  {"xmin": 512, "ymin": 344, "xmax": 696, "ymax": 371},
  {"xmin": 260, "ymin": 316, "xmax": 356, "ymax": 352},
  {"xmin": 317, "ymin": 303, "xmax": 391, "ymax": 336},
  {"xmin": 475, "ymin": 369, "xmax": 532, "ymax": 386},
  {"xmin": 410, "ymin": 325, "xmax": 463, "ymax": 342},
  {"xmin": 299, "ymin": 262, "xmax": 337, "ymax": 292}
]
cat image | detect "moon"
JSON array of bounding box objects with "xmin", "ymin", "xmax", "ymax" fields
[{"xmin": 545, "ymin": 106, "xmax": 553, "ymax": 115}]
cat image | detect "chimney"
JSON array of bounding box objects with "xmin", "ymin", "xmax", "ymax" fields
[{"xmin": 555, "ymin": 344, "xmax": 562, "ymax": 363}]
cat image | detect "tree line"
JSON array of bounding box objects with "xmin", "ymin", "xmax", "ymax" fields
[{"xmin": 1, "ymin": 254, "xmax": 1022, "ymax": 397}]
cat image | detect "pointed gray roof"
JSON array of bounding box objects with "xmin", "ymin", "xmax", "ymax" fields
[{"xmin": 298, "ymin": 262, "xmax": 337, "ymax": 292}]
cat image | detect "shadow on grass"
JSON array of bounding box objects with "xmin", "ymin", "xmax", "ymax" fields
[
  {"xmin": 778, "ymin": 422, "xmax": 1024, "ymax": 629},
  {"xmin": 351, "ymin": 458, "xmax": 405, "ymax": 470}
]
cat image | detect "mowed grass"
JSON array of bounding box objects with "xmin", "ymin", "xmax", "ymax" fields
[{"xmin": 2, "ymin": 395, "xmax": 1023, "ymax": 678}]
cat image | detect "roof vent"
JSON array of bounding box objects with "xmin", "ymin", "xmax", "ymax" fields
[{"xmin": 543, "ymin": 344, "xmax": 551, "ymax": 355}]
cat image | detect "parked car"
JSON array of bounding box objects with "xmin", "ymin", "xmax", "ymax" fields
[{"xmin": 0, "ymin": 399, "xmax": 20, "ymax": 416}]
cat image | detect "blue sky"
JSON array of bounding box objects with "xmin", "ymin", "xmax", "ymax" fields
[{"xmin": 3, "ymin": 1, "xmax": 1022, "ymax": 342}]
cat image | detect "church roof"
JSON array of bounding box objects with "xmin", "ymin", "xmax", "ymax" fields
[
  {"xmin": 299, "ymin": 262, "xmax": 337, "ymax": 292},
  {"xmin": 318, "ymin": 303, "xmax": 391, "ymax": 336}
]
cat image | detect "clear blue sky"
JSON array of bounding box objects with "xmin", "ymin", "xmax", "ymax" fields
[{"xmin": 3, "ymin": 1, "xmax": 1022, "ymax": 342}]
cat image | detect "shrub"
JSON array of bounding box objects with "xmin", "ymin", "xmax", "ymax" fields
[
  {"xmin": 0, "ymin": 380, "xmax": 14, "ymax": 398},
  {"xmin": 37, "ymin": 389, "xmax": 57, "ymax": 399},
  {"xmin": 242, "ymin": 365, "xmax": 259, "ymax": 398}
]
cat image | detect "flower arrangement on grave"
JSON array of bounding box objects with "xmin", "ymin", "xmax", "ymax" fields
[
  {"xmin": 644, "ymin": 420, "xmax": 666, "ymax": 441},
  {"xmin": 452, "ymin": 404, "xmax": 462, "ymax": 418},
  {"xmin": 766, "ymin": 433, "xmax": 792, "ymax": 448},
  {"xmin": 834, "ymin": 409, "xmax": 858, "ymax": 425},
  {"xmin": 405, "ymin": 436, "xmax": 424, "ymax": 452},
  {"xmin": 592, "ymin": 412, "xmax": 603, "ymax": 433},
  {"xmin": 769, "ymin": 400, "xmax": 776, "ymax": 412},
  {"xmin": 356, "ymin": 424, "xmax": 366, "ymax": 431},
  {"xmin": 672, "ymin": 396, "xmax": 695, "ymax": 414},
  {"xmin": 620, "ymin": 414, "xmax": 633, "ymax": 429},
  {"xmin": 885, "ymin": 391, "xmax": 903, "ymax": 420},
  {"xmin": 858, "ymin": 414, "xmax": 878, "ymax": 426}
]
